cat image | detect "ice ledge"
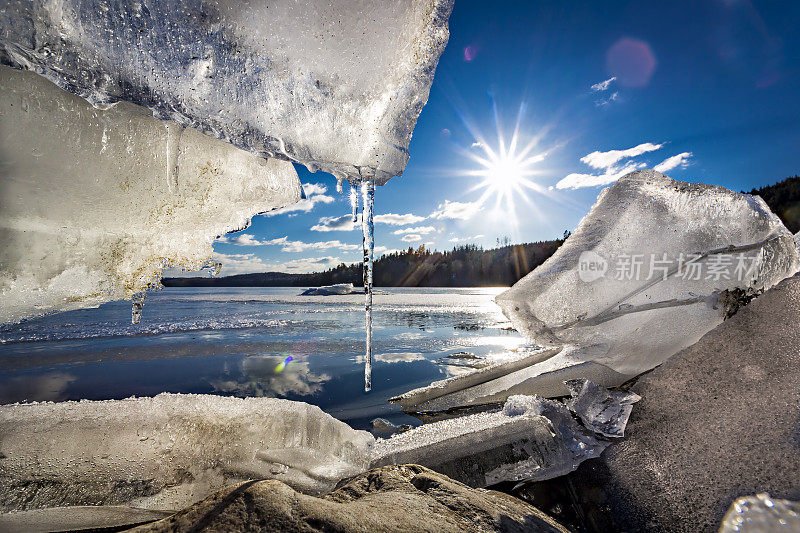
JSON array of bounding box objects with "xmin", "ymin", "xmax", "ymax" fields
[{"xmin": 0, "ymin": 0, "xmax": 453, "ymax": 183}]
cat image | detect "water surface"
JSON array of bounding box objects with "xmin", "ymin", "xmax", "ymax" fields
[{"xmin": 0, "ymin": 287, "xmax": 524, "ymax": 430}]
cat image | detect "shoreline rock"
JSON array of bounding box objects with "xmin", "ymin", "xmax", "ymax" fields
[{"xmin": 129, "ymin": 465, "xmax": 569, "ymax": 533}]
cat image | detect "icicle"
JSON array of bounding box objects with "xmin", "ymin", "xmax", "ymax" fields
[
  {"xmin": 131, "ymin": 292, "xmax": 146, "ymax": 325},
  {"xmin": 336, "ymin": 177, "xmax": 343, "ymax": 194},
  {"xmin": 164, "ymin": 121, "xmax": 183, "ymax": 192},
  {"xmin": 350, "ymin": 180, "xmax": 360, "ymax": 223},
  {"xmin": 200, "ymin": 260, "xmax": 222, "ymax": 277},
  {"xmin": 361, "ymin": 180, "xmax": 375, "ymax": 392}
]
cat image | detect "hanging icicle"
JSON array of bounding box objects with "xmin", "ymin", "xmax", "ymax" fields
[{"xmin": 361, "ymin": 180, "xmax": 375, "ymax": 392}]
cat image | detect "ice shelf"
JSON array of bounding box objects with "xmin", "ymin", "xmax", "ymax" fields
[
  {"xmin": 719, "ymin": 493, "xmax": 800, "ymax": 533},
  {"xmin": 0, "ymin": 0, "xmax": 453, "ymax": 184},
  {"xmin": 0, "ymin": 65, "xmax": 301, "ymax": 324},
  {"xmin": 0, "ymin": 394, "xmax": 374, "ymax": 511},
  {"xmin": 1, "ymin": 384, "xmax": 633, "ymax": 512},
  {"xmin": 492, "ymin": 170, "xmax": 800, "ymax": 396}
]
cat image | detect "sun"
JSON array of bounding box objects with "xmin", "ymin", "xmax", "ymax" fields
[{"xmin": 465, "ymin": 135, "xmax": 547, "ymax": 220}]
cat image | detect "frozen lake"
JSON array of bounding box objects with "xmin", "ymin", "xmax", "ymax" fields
[{"xmin": 0, "ymin": 287, "xmax": 525, "ymax": 430}]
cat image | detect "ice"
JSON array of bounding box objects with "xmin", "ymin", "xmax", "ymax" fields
[
  {"xmin": 494, "ymin": 170, "xmax": 800, "ymax": 396},
  {"xmin": 1, "ymin": 384, "xmax": 631, "ymax": 511},
  {"xmin": 300, "ymin": 283, "xmax": 358, "ymax": 296},
  {"xmin": 795, "ymin": 231, "xmax": 800, "ymax": 254},
  {"xmin": 0, "ymin": 394, "xmax": 374, "ymax": 511},
  {"xmin": 373, "ymin": 392, "xmax": 613, "ymax": 487},
  {"xmin": 719, "ymin": 493, "xmax": 800, "ymax": 533},
  {"xmin": 0, "ymin": 0, "xmax": 453, "ymax": 184},
  {"xmin": 0, "ymin": 65, "xmax": 301, "ymax": 324},
  {"xmin": 564, "ymin": 378, "xmax": 640, "ymax": 438},
  {"xmin": 361, "ymin": 180, "xmax": 376, "ymax": 392},
  {"xmin": 391, "ymin": 346, "xmax": 563, "ymax": 411}
]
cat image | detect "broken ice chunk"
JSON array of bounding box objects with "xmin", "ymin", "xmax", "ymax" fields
[
  {"xmin": 300, "ymin": 283, "xmax": 358, "ymax": 296},
  {"xmin": 373, "ymin": 393, "xmax": 610, "ymax": 487},
  {"xmin": 719, "ymin": 493, "xmax": 800, "ymax": 533},
  {"xmin": 0, "ymin": 65, "xmax": 301, "ymax": 324},
  {"xmin": 0, "ymin": 0, "xmax": 453, "ymax": 183},
  {"xmin": 0, "ymin": 394, "xmax": 373, "ymax": 511},
  {"xmin": 370, "ymin": 418, "xmax": 413, "ymax": 437},
  {"xmin": 564, "ymin": 379, "xmax": 640, "ymax": 438},
  {"xmin": 495, "ymin": 170, "xmax": 800, "ymax": 396}
]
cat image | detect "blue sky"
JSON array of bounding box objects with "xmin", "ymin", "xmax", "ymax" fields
[{"xmin": 214, "ymin": 0, "xmax": 800, "ymax": 275}]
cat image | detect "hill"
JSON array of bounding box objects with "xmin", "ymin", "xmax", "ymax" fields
[
  {"xmin": 163, "ymin": 240, "xmax": 565, "ymax": 288},
  {"xmin": 748, "ymin": 175, "xmax": 800, "ymax": 233}
]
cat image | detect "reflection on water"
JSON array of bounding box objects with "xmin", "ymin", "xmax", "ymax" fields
[{"xmin": 0, "ymin": 287, "xmax": 525, "ymax": 430}]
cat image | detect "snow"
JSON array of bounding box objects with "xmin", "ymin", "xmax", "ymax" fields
[
  {"xmin": 0, "ymin": 0, "xmax": 453, "ymax": 184},
  {"xmin": 719, "ymin": 493, "xmax": 800, "ymax": 533},
  {"xmin": 495, "ymin": 170, "xmax": 800, "ymax": 395},
  {"xmin": 0, "ymin": 65, "xmax": 301, "ymax": 324}
]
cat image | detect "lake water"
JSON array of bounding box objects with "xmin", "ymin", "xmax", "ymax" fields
[{"xmin": 0, "ymin": 287, "xmax": 527, "ymax": 430}]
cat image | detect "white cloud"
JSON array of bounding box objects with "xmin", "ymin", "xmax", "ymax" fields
[
  {"xmin": 653, "ymin": 152, "xmax": 693, "ymax": 173},
  {"xmin": 430, "ymin": 200, "xmax": 484, "ymax": 220},
  {"xmin": 595, "ymin": 91, "xmax": 619, "ymax": 107},
  {"xmin": 310, "ymin": 214, "xmax": 359, "ymax": 232},
  {"xmin": 449, "ymin": 234, "xmax": 484, "ymax": 243},
  {"xmin": 214, "ymin": 252, "xmax": 272, "ymax": 276},
  {"xmin": 311, "ymin": 212, "xmax": 426, "ymax": 231},
  {"xmin": 580, "ymin": 142, "xmax": 664, "ymax": 169},
  {"xmin": 301, "ymin": 183, "xmax": 328, "ymax": 196},
  {"xmin": 393, "ymin": 226, "xmax": 436, "ymax": 235},
  {"xmin": 275, "ymin": 256, "xmax": 345, "ymax": 273},
  {"xmin": 556, "ymin": 161, "xmax": 646, "ymax": 190},
  {"xmin": 374, "ymin": 213, "xmax": 426, "ymax": 225},
  {"xmin": 591, "ymin": 77, "xmax": 616, "ymax": 91},
  {"xmin": 401, "ymin": 234, "xmax": 422, "ymax": 242},
  {"xmin": 264, "ymin": 182, "xmax": 334, "ymax": 216},
  {"xmin": 223, "ymin": 234, "xmax": 359, "ymax": 253},
  {"xmin": 471, "ymin": 141, "xmax": 483, "ymax": 148}
]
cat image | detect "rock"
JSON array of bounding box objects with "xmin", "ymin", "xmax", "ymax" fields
[
  {"xmin": 130, "ymin": 465, "xmax": 569, "ymax": 533},
  {"xmin": 527, "ymin": 273, "xmax": 800, "ymax": 532},
  {"xmin": 495, "ymin": 170, "xmax": 799, "ymax": 398}
]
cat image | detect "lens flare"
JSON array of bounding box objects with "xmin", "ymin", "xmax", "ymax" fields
[{"xmin": 274, "ymin": 355, "xmax": 293, "ymax": 373}]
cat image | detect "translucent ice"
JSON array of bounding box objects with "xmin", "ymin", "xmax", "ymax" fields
[
  {"xmin": 0, "ymin": 65, "xmax": 301, "ymax": 324},
  {"xmin": 0, "ymin": 394, "xmax": 374, "ymax": 511},
  {"xmin": 495, "ymin": 170, "xmax": 800, "ymax": 396},
  {"xmin": 0, "ymin": 0, "xmax": 453, "ymax": 183},
  {"xmin": 1, "ymin": 385, "xmax": 630, "ymax": 511},
  {"xmin": 361, "ymin": 180, "xmax": 376, "ymax": 392},
  {"xmin": 373, "ymin": 392, "xmax": 611, "ymax": 487},
  {"xmin": 564, "ymin": 378, "xmax": 640, "ymax": 438},
  {"xmin": 719, "ymin": 493, "xmax": 800, "ymax": 533}
]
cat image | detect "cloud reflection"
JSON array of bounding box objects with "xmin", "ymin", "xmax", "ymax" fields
[{"xmin": 210, "ymin": 355, "xmax": 330, "ymax": 398}]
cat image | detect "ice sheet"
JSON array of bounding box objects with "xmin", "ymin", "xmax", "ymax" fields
[
  {"xmin": 0, "ymin": 0, "xmax": 453, "ymax": 183},
  {"xmin": 495, "ymin": 170, "xmax": 799, "ymax": 393},
  {"xmin": 0, "ymin": 394, "xmax": 373, "ymax": 511},
  {"xmin": 0, "ymin": 65, "xmax": 301, "ymax": 324},
  {"xmin": 1, "ymin": 384, "xmax": 632, "ymax": 511}
]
